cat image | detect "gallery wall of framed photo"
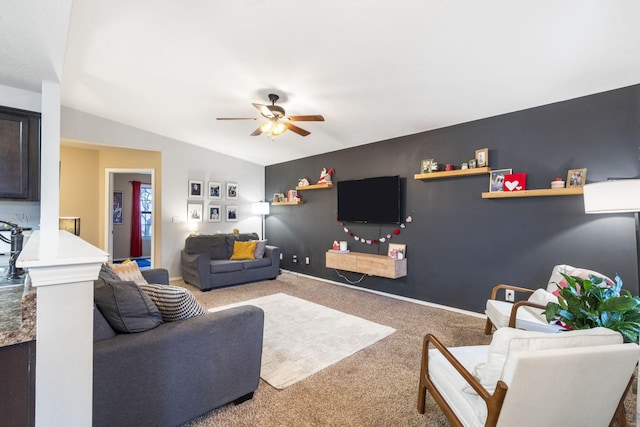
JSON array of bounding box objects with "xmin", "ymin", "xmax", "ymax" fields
[{"xmin": 187, "ymin": 179, "xmax": 242, "ymax": 223}]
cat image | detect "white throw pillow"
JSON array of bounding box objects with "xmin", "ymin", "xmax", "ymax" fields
[
  {"xmin": 524, "ymin": 288, "xmax": 559, "ymax": 322},
  {"xmin": 473, "ymin": 327, "xmax": 622, "ymax": 393},
  {"xmin": 545, "ymin": 264, "xmax": 574, "ymax": 293},
  {"xmin": 527, "ymin": 288, "xmax": 559, "ymax": 306}
]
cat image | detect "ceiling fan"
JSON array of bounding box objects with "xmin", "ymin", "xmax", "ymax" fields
[{"xmin": 217, "ymin": 93, "xmax": 324, "ymax": 139}]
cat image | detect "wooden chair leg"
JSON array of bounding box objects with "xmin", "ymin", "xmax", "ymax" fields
[
  {"xmin": 484, "ymin": 317, "xmax": 494, "ymax": 335},
  {"xmin": 609, "ymin": 374, "xmax": 634, "ymax": 427},
  {"xmin": 417, "ymin": 337, "xmax": 429, "ymax": 414}
]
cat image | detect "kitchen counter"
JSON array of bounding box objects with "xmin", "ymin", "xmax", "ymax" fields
[{"xmin": 0, "ymin": 278, "xmax": 36, "ymax": 347}]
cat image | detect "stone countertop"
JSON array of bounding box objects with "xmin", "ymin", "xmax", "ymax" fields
[{"xmin": 0, "ymin": 281, "xmax": 36, "ymax": 347}]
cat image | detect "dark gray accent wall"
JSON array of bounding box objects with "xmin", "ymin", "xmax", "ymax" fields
[{"xmin": 265, "ymin": 85, "xmax": 640, "ymax": 313}]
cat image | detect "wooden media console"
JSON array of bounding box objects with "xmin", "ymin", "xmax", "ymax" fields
[{"xmin": 325, "ymin": 251, "xmax": 407, "ymax": 279}]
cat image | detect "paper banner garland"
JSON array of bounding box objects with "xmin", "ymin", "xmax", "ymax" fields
[{"xmin": 336, "ymin": 213, "xmax": 414, "ymax": 245}]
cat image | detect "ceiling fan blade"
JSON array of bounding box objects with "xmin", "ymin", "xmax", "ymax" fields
[
  {"xmin": 216, "ymin": 117, "xmax": 258, "ymax": 120},
  {"xmin": 287, "ymin": 115, "xmax": 325, "ymax": 122},
  {"xmin": 286, "ymin": 123, "xmax": 310, "ymax": 137},
  {"xmin": 252, "ymin": 103, "xmax": 275, "ymax": 119},
  {"xmin": 250, "ymin": 126, "xmax": 263, "ymax": 136}
]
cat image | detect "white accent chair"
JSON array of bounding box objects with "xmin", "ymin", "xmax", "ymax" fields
[
  {"xmin": 484, "ymin": 264, "xmax": 611, "ymax": 334},
  {"xmin": 418, "ymin": 327, "xmax": 638, "ymax": 427}
]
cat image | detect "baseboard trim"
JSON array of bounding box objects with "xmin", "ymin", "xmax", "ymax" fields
[{"xmin": 280, "ymin": 269, "xmax": 485, "ymax": 319}]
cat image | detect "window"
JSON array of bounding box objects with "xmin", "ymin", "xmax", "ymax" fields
[{"xmin": 140, "ymin": 184, "xmax": 152, "ymax": 238}]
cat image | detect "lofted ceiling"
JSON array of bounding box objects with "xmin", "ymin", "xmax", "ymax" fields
[{"xmin": 2, "ymin": 1, "xmax": 640, "ymax": 166}]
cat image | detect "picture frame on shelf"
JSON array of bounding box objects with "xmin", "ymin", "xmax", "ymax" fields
[
  {"xmin": 566, "ymin": 168, "xmax": 587, "ymax": 187},
  {"xmin": 226, "ymin": 205, "xmax": 238, "ymax": 222},
  {"xmin": 188, "ymin": 180, "xmax": 203, "ymax": 198},
  {"xmin": 489, "ymin": 168, "xmax": 512, "ymax": 192},
  {"xmin": 207, "ymin": 204, "xmax": 221, "ymax": 222},
  {"xmin": 113, "ymin": 191, "xmax": 124, "ymax": 225},
  {"xmin": 208, "ymin": 181, "xmax": 221, "ymax": 199},
  {"xmin": 420, "ymin": 159, "xmax": 433, "ymax": 174},
  {"xmin": 387, "ymin": 243, "xmax": 406, "ymax": 259},
  {"xmin": 226, "ymin": 182, "xmax": 238, "ymax": 200},
  {"xmin": 187, "ymin": 203, "xmax": 203, "ymax": 222},
  {"xmin": 475, "ymin": 148, "xmax": 489, "ymax": 167},
  {"xmin": 273, "ymin": 193, "xmax": 285, "ymax": 203}
]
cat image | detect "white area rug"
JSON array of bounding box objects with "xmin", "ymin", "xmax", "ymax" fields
[{"xmin": 210, "ymin": 293, "xmax": 396, "ymax": 389}]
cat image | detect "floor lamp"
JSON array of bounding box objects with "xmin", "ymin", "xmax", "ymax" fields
[
  {"xmin": 252, "ymin": 201, "xmax": 270, "ymax": 240},
  {"xmin": 583, "ymin": 179, "xmax": 640, "ymax": 294},
  {"xmin": 583, "ymin": 178, "xmax": 640, "ymax": 426}
]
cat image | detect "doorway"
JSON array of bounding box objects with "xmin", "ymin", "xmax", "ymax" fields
[{"xmin": 105, "ymin": 168, "xmax": 155, "ymax": 267}]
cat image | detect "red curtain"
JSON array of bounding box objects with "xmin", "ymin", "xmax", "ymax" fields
[{"xmin": 130, "ymin": 181, "xmax": 142, "ymax": 257}]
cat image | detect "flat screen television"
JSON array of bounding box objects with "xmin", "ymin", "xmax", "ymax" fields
[{"xmin": 337, "ymin": 176, "xmax": 401, "ymax": 224}]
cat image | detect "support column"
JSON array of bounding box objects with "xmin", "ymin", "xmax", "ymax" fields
[{"xmin": 17, "ymin": 230, "xmax": 108, "ymax": 427}]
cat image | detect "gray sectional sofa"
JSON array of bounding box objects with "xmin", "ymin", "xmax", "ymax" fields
[
  {"xmin": 93, "ymin": 268, "xmax": 264, "ymax": 427},
  {"xmin": 181, "ymin": 232, "xmax": 280, "ymax": 291}
]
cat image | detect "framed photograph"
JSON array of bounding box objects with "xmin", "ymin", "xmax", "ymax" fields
[
  {"xmin": 489, "ymin": 168, "xmax": 512, "ymax": 192},
  {"xmin": 387, "ymin": 243, "xmax": 406, "ymax": 259},
  {"xmin": 226, "ymin": 205, "xmax": 238, "ymax": 222},
  {"xmin": 273, "ymin": 193, "xmax": 285, "ymax": 203},
  {"xmin": 226, "ymin": 182, "xmax": 238, "ymax": 200},
  {"xmin": 475, "ymin": 148, "xmax": 489, "ymax": 167},
  {"xmin": 420, "ymin": 159, "xmax": 433, "ymax": 174},
  {"xmin": 567, "ymin": 168, "xmax": 587, "ymax": 187},
  {"xmin": 207, "ymin": 204, "xmax": 221, "ymax": 222},
  {"xmin": 187, "ymin": 203, "xmax": 203, "ymax": 222},
  {"xmin": 188, "ymin": 180, "xmax": 203, "ymax": 198},
  {"xmin": 208, "ymin": 181, "xmax": 221, "ymax": 199},
  {"xmin": 113, "ymin": 191, "xmax": 124, "ymax": 225}
]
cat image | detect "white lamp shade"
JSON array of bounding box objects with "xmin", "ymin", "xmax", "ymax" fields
[
  {"xmin": 252, "ymin": 201, "xmax": 270, "ymax": 215},
  {"xmin": 583, "ymin": 179, "xmax": 640, "ymax": 214}
]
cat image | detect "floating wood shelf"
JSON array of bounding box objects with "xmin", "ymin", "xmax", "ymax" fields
[
  {"xmin": 414, "ymin": 167, "xmax": 491, "ymax": 180},
  {"xmin": 481, "ymin": 187, "xmax": 584, "ymax": 199},
  {"xmin": 295, "ymin": 183, "xmax": 334, "ymax": 190},
  {"xmin": 326, "ymin": 251, "xmax": 407, "ymax": 279},
  {"xmin": 272, "ymin": 201, "xmax": 304, "ymax": 205}
]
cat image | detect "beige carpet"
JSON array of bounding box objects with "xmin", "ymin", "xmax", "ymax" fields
[
  {"xmin": 211, "ymin": 293, "xmax": 395, "ymax": 389},
  {"xmin": 177, "ymin": 272, "xmax": 637, "ymax": 427}
]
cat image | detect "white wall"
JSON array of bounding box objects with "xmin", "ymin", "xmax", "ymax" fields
[
  {"xmin": 0, "ymin": 84, "xmax": 42, "ymax": 112},
  {"xmin": 60, "ymin": 107, "xmax": 265, "ymax": 278}
]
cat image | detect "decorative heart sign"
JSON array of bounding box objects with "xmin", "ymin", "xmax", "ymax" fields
[
  {"xmin": 503, "ymin": 173, "xmax": 527, "ymax": 191},
  {"xmin": 505, "ymin": 180, "xmax": 519, "ymax": 191}
]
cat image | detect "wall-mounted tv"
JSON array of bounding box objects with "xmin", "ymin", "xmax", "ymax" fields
[{"xmin": 337, "ymin": 176, "xmax": 401, "ymax": 224}]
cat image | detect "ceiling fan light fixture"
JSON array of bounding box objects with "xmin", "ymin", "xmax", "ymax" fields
[
  {"xmin": 218, "ymin": 93, "xmax": 322, "ymax": 138},
  {"xmin": 260, "ymin": 119, "xmax": 287, "ymax": 139},
  {"xmin": 273, "ymin": 121, "xmax": 287, "ymax": 135},
  {"xmin": 260, "ymin": 121, "xmax": 274, "ymax": 133}
]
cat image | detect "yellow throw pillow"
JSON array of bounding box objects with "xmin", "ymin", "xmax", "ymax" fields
[{"xmin": 230, "ymin": 241, "xmax": 257, "ymax": 260}]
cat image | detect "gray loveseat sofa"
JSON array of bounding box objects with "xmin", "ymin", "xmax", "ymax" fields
[
  {"xmin": 93, "ymin": 268, "xmax": 264, "ymax": 427},
  {"xmin": 181, "ymin": 232, "xmax": 280, "ymax": 291}
]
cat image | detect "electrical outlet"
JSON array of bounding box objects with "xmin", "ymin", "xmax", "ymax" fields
[
  {"xmin": 505, "ymin": 289, "xmax": 515, "ymax": 302},
  {"xmin": 292, "ymin": 255, "xmax": 298, "ymax": 264},
  {"xmin": 279, "ymin": 253, "xmax": 283, "ymax": 260},
  {"xmin": 305, "ymin": 256, "xmax": 310, "ymax": 265}
]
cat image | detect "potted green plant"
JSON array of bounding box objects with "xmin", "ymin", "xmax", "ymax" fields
[{"xmin": 544, "ymin": 273, "xmax": 640, "ymax": 343}]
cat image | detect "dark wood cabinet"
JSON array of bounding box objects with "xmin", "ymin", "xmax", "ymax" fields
[
  {"xmin": 0, "ymin": 340, "xmax": 36, "ymax": 426},
  {"xmin": 0, "ymin": 106, "xmax": 41, "ymax": 201}
]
